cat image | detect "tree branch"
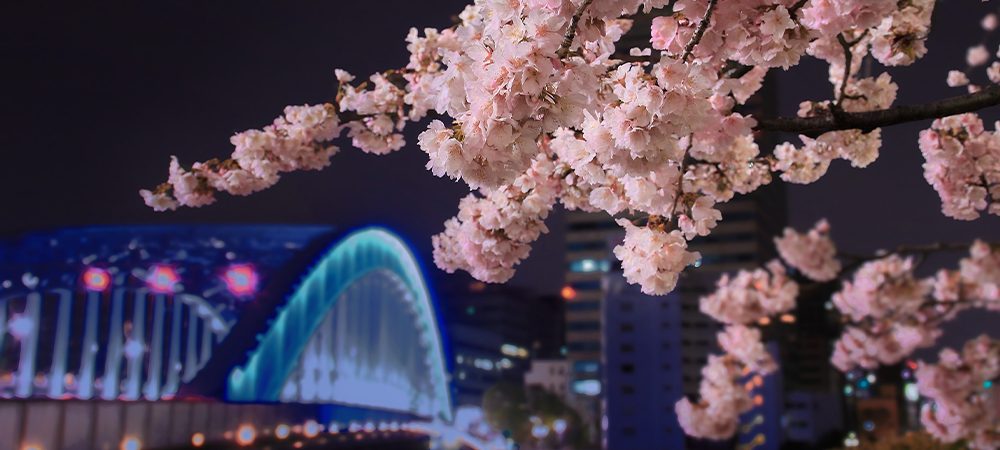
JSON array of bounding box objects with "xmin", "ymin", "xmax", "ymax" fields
[
  {"xmin": 682, "ymin": 0, "xmax": 718, "ymax": 62},
  {"xmin": 753, "ymin": 84, "xmax": 1000, "ymax": 136},
  {"xmin": 556, "ymin": 0, "xmax": 594, "ymax": 59}
]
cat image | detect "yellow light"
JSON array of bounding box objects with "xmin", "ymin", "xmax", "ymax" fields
[
  {"xmin": 191, "ymin": 433, "xmax": 205, "ymax": 447},
  {"xmin": 752, "ymin": 375, "xmax": 763, "ymax": 387},
  {"xmin": 561, "ymin": 286, "xmax": 577, "ymax": 300},
  {"xmin": 292, "ymin": 425, "xmax": 303, "ymax": 433},
  {"xmin": 236, "ymin": 425, "xmax": 255, "ymax": 446},
  {"xmin": 64, "ymin": 374, "xmax": 75, "ymax": 386},
  {"xmin": 293, "ymin": 442, "xmax": 303, "ymax": 448},
  {"xmin": 780, "ymin": 314, "xmax": 795, "ymax": 323},
  {"xmin": 223, "ymin": 431, "xmax": 233, "ymax": 440},
  {"xmin": 744, "ymin": 381, "xmax": 754, "ymax": 391},
  {"xmin": 753, "ymin": 395, "xmax": 764, "ymax": 406},
  {"xmin": 121, "ymin": 437, "xmax": 141, "ymax": 450},
  {"xmin": 741, "ymin": 365, "xmax": 752, "ymax": 376},
  {"xmin": 276, "ymin": 424, "xmax": 291, "ymax": 439},
  {"xmin": 757, "ymin": 317, "xmax": 771, "ymax": 326}
]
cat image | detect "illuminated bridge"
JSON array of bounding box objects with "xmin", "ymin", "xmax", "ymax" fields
[{"xmin": 0, "ymin": 225, "xmax": 503, "ymax": 450}]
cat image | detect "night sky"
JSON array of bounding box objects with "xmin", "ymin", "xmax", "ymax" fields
[{"xmin": 2, "ymin": 2, "xmax": 1000, "ymax": 354}]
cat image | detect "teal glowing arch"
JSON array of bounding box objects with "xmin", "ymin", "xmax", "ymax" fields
[{"xmin": 226, "ymin": 227, "xmax": 453, "ymax": 421}]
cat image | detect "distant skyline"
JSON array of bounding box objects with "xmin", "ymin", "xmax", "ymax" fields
[{"xmin": 4, "ymin": 1, "xmax": 1000, "ymax": 344}]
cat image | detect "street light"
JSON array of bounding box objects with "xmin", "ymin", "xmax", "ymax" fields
[{"xmin": 553, "ymin": 420, "xmax": 567, "ymax": 449}]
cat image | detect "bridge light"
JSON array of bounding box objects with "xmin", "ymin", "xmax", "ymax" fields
[
  {"xmin": 83, "ymin": 267, "xmax": 111, "ymax": 291},
  {"xmin": 120, "ymin": 437, "xmax": 141, "ymax": 450},
  {"xmin": 531, "ymin": 425, "xmax": 549, "ymax": 439},
  {"xmin": 191, "ymin": 433, "xmax": 205, "ymax": 447},
  {"xmin": 236, "ymin": 426, "xmax": 255, "ymax": 446},
  {"xmin": 146, "ymin": 266, "xmax": 179, "ymax": 293},
  {"xmin": 223, "ymin": 265, "xmax": 257, "ymax": 296},
  {"xmin": 329, "ymin": 422, "xmax": 340, "ymax": 434},
  {"xmin": 304, "ymin": 420, "xmax": 320, "ymax": 438},
  {"xmin": 364, "ymin": 422, "xmax": 376, "ymax": 432},
  {"xmin": 275, "ymin": 424, "xmax": 290, "ymax": 439}
]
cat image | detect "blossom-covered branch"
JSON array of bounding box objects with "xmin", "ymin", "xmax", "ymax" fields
[
  {"xmin": 755, "ymin": 84, "xmax": 1000, "ymax": 136},
  {"xmin": 682, "ymin": 220, "xmax": 1000, "ymax": 443}
]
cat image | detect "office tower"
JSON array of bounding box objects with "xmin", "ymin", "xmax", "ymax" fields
[
  {"xmin": 602, "ymin": 269, "xmax": 685, "ymax": 450},
  {"xmin": 736, "ymin": 342, "xmax": 785, "ymax": 450}
]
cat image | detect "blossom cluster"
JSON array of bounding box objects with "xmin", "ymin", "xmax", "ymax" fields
[
  {"xmin": 916, "ymin": 336, "xmax": 1000, "ymax": 448},
  {"xmin": 141, "ymin": 104, "xmax": 341, "ymax": 210},
  {"xmin": 774, "ymin": 219, "xmax": 840, "ymax": 281},
  {"xmin": 699, "ymin": 259, "xmax": 798, "ymax": 325},
  {"xmin": 143, "ymin": 0, "xmax": 975, "ymax": 299},
  {"xmin": 828, "ymin": 240, "xmax": 1000, "ymax": 375},
  {"xmin": 918, "ymin": 113, "xmax": 1000, "ymax": 221},
  {"xmin": 676, "ymin": 325, "xmax": 775, "ymax": 439},
  {"xmin": 432, "ymin": 154, "xmax": 560, "ymax": 283}
]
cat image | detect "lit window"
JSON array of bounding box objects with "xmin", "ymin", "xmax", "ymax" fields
[
  {"xmin": 573, "ymin": 361, "xmax": 600, "ymax": 373},
  {"xmin": 569, "ymin": 258, "xmax": 600, "ymax": 273},
  {"xmin": 572, "ymin": 379, "xmax": 601, "ymax": 395}
]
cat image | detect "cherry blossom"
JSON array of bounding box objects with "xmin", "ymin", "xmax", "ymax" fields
[
  {"xmin": 699, "ymin": 259, "xmax": 798, "ymax": 325},
  {"xmin": 774, "ymin": 219, "xmax": 841, "ymax": 281},
  {"xmin": 613, "ymin": 218, "xmax": 701, "ymax": 295},
  {"xmin": 916, "ymin": 336, "xmax": 1000, "ymax": 447}
]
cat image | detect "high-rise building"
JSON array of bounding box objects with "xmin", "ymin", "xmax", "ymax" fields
[
  {"xmin": 736, "ymin": 342, "xmax": 785, "ymax": 450},
  {"xmin": 523, "ymin": 360, "xmax": 572, "ymax": 401},
  {"xmin": 602, "ymin": 269, "xmax": 685, "ymax": 450}
]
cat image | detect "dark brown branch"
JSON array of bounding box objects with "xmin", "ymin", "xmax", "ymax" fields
[
  {"xmin": 753, "ymin": 84, "xmax": 1000, "ymax": 136},
  {"xmin": 682, "ymin": 0, "xmax": 718, "ymax": 62},
  {"xmin": 789, "ymin": 0, "xmax": 809, "ymax": 15},
  {"xmin": 556, "ymin": 0, "xmax": 594, "ymax": 59}
]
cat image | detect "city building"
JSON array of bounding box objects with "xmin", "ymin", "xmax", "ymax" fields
[
  {"xmin": 449, "ymin": 323, "xmax": 509, "ymax": 407},
  {"xmin": 784, "ymin": 391, "xmax": 844, "ymax": 445},
  {"xmin": 523, "ymin": 359, "xmax": 571, "ymax": 400},
  {"xmin": 602, "ymin": 269, "xmax": 685, "ymax": 450},
  {"xmin": 736, "ymin": 342, "xmax": 784, "ymax": 450},
  {"xmin": 436, "ymin": 278, "xmax": 565, "ymax": 405}
]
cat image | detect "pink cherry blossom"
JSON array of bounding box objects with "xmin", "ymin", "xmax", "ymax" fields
[
  {"xmin": 613, "ymin": 219, "xmax": 701, "ymax": 295},
  {"xmin": 700, "ymin": 259, "xmax": 798, "ymax": 325},
  {"xmin": 774, "ymin": 219, "xmax": 841, "ymax": 282}
]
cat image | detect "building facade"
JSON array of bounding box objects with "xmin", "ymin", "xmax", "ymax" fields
[
  {"xmin": 601, "ymin": 271, "xmax": 685, "ymax": 450},
  {"xmin": 523, "ymin": 359, "xmax": 571, "ymax": 401}
]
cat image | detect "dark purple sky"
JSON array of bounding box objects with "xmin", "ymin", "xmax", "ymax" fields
[{"xmin": 2, "ymin": 2, "xmax": 1000, "ymax": 350}]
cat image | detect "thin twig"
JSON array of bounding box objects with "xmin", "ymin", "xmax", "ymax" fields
[
  {"xmin": 753, "ymin": 84, "xmax": 1000, "ymax": 136},
  {"xmin": 556, "ymin": 0, "xmax": 595, "ymax": 59},
  {"xmin": 835, "ymin": 34, "xmax": 853, "ymax": 108},
  {"xmin": 682, "ymin": 0, "xmax": 718, "ymax": 62},
  {"xmin": 789, "ymin": 0, "xmax": 809, "ymax": 14}
]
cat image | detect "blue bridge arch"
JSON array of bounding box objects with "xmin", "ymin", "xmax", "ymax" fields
[{"xmin": 226, "ymin": 227, "xmax": 454, "ymax": 422}]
